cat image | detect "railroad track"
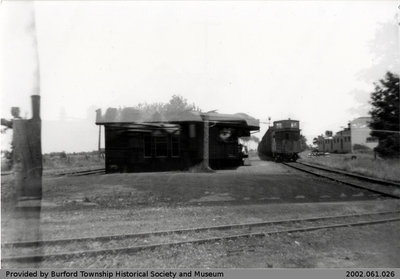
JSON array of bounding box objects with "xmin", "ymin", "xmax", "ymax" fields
[
  {"xmin": 2, "ymin": 210, "xmax": 400, "ymax": 264},
  {"xmin": 2, "ymin": 168, "xmax": 105, "ymax": 177},
  {"xmin": 283, "ymin": 162, "xmax": 400, "ymax": 199},
  {"xmin": 54, "ymin": 168, "xmax": 105, "ymax": 177}
]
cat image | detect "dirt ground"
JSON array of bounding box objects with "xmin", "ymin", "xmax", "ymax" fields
[
  {"xmin": 2, "ymin": 159, "xmax": 400, "ymax": 267},
  {"xmin": 1, "ymin": 159, "xmax": 386, "ymax": 211},
  {"xmin": 38, "ymin": 221, "xmax": 400, "ymax": 268}
]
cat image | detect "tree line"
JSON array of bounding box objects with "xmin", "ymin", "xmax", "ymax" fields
[{"xmin": 369, "ymin": 72, "xmax": 400, "ymax": 158}]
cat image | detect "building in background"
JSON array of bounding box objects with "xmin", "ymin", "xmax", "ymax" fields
[
  {"xmin": 96, "ymin": 109, "xmax": 259, "ymax": 173},
  {"xmin": 350, "ymin": 117, "xmax": 379, "ymax": 150},
  {"xmin": 315, "ymin": 117, "xmax": 378, "ymax": 153}
]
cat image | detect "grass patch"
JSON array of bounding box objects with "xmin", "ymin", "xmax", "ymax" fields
[
  {"xmin": 1, "ymin": 152, "xmax": 104, "ymax": 172},
  {"xmin": 43, "ymin": 153, "xmax": 104, "ymax": 170},
  {"xmin": 300, "ymin": 152, "xmax": 400, "ymax": 182}
]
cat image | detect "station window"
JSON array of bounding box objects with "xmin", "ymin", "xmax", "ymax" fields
[
  {"xmin": 155, "ymin": 136, "xmax": 168, "ymax": 157},
  {"xmin": 290, "ymin": 122, "xmax": 298, "ymax": 128},
  {"xmin": 275, "ymin": 123, "xmax": 282, "ymax": 129},
  {"xmin": 143, "ymin": 135, "xmax": 152, "ymax": 157},
  {"xmin": 171, "ymin": 135, "xmax": 180, "ymax": 157},
  {"xmin": 189, "ymin": 124, "xmax": 196, "ymax": 138}
]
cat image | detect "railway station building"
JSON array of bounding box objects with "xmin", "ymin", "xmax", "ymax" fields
[
  {"xmin": 315, "ymin": 117, "xmax": 378, "ymax": 153},
  {"xmin": 95, "ymin": 108, "xmax": 259, "ymax": 173}
]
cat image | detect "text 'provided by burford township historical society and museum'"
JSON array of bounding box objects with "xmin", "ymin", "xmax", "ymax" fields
[{"xmin": 5, "ymin": 270, "xmax": 225, "ymax": 279}]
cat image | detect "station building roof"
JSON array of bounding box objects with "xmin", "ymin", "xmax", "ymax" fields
[{"xmin": 95, "ymin": 108, "xmax": 259, "ymax": 130}]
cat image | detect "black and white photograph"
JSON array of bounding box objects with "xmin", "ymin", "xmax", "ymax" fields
[{"xmin": 1, "ymin": 0, "xmax": 399, "ymax": 271}]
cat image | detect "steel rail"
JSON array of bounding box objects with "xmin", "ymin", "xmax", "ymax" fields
[
  {"xmin": 4, "ymin": 209, "xmax": 399, "ymax": 249},
  {"xmin": 69, "ymin": 170, "xmax": 105, "ymax": 177},
  {"xmin": 55, "ymin": 168, "xmax": 105, "ymax": 177},
  {"xmin": 2, "ymin": 168, "xmax": 105, "ymax": 177},
  {"xmin": 298, "ymin": 161, "xmax": 400, "ymax": 187},
  {"xmin": 2, "ymin": 215, "xmax": 400, "ymax": 263},
  {"xmin": 283, "ymin": 162, "xmax": 400, "ymax": 199}
]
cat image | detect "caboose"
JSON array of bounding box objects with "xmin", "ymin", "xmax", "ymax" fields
[{"xmin": 258, "ymin": 119, "xmax": 301, "ymax": 162}]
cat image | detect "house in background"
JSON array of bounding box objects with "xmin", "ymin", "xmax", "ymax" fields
[
  {"xmin": 315, "ymin": 117, "xmax": 378, "ymax": 153},
  {"xmin": 95, "ymin": 108, "xmax": 259, "ymax": 173}
]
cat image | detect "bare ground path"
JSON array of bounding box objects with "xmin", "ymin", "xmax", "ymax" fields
[{"xmin": 2, "ymin": 159, "xmax": 399, "ymax": 267}]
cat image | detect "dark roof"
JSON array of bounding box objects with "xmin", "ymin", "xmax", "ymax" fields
[
  {"xmin": 103, "ymin": 123, "xmax": 181, "ymax": 134},
  {"xmin": 96, "ymin": 109, "xmax": 259, "ymax": 130}
]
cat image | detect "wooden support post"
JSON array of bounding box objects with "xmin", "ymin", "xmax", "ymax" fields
[
  {"xmin": 203, "ymin": 116, "xmax": 209, "ymax": 168},
  {"xmin": 201, "ymin": 114, "xmax": 213, "ymax": 172},
  {"xmin": 96, "ymin": 108, "xmax": 103, "ymax": 158},
  {"xmin": 98, "ymin": 125, "xmax": 101, "ymax": 158}
]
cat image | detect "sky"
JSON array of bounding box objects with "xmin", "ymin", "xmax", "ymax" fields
[{"xmin": 0, "ymin": 1, "xmax": 398, "ymax": 153}]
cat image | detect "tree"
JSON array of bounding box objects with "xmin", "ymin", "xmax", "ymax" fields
[
  {"xmin": 351, "ymin": 19, "xmax": 399, "ymax": 117},
  {"xmin": 369, "ymin": 72, "xmax": 400, "ymax": 158},
  {"xmin": 164, "ymin": 95, "xmax": 200, "ymax": 114},
  {"xmin": 359, "ymin": 20, "xmax": 400, "ymax": 82},
  {"xmin": 299, "ymin": 135, "xmax": 308, "ymax": 151},
  {"xmin": 104, "ymin": 95, "xmax": 201, "ymax": 123},
  {"xmin": 134, "ymin": 95, "xmax": 201, "ymax": 120}
]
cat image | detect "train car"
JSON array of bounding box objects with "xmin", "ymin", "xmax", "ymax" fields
[{"xmin": 258, "ymin": 119, "xmax": 301, "ymax": 162}]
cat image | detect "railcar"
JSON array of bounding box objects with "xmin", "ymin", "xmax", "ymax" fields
[{"xmin": 258, "ymin": 119, "xmax": 301, "ymax": 162}]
